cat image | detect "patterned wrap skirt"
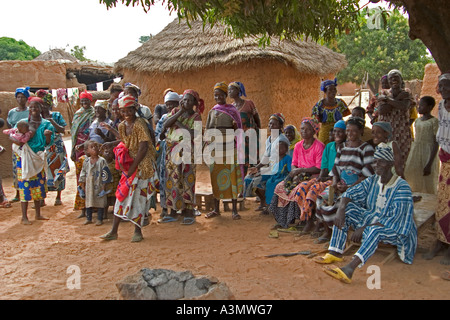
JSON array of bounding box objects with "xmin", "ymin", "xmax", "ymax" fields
[{"xmin": 16, "ymin": 153, "xmax": 47, "ymax": 202}]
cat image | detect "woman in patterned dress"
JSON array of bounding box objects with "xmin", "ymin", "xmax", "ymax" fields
[
  {"xmin": 376, "ymin": 69, "xmax": 413, "ymax": 174},
  {"xmin": 12, "ymin": 97, "xmax": 55, "ymax": 224},
  {"xmin": 71, "ymin": 91, "xmax": 95, "ymax": 217},
  {"xmin": 37, "ymin": 90, "xmax": 69, "ymax": 206},
  {"xmin": 100, "ymin": 95, "xmax": 157, "ymax": 242},
  {"xmin": 205, "ymin": 82, "xmax": 244, "ymax": 220},
  {"xmin": 159, "ymin": 89, "xmax": 203, "ymax": 225},
  {"xmin": 228, "ymin": 81, "xmax": 261, "ymax": 175},
  {"xmin": 312, "ymin": 78, "xmax": 350, "ymax": 145}
]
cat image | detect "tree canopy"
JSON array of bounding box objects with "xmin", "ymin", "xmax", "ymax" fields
[
  {"xmin": 330, "ymin": 8, "xmax": 433, "ymax": 93},
  {"xmin": 100, "ymin": 0, "xmax": 450, "ymax": 73},
  {"xmin": 0, "ymin": 37, "xmax": 41, "ymax": 61}
]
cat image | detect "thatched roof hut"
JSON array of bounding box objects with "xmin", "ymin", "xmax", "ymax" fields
[
  {"xmin": 115, "ymin": 19, "xmax": 347, "ymax": 128},
  {"xmin": 34, "ymin": 48, "xmax": 79, "ymax": 62}
]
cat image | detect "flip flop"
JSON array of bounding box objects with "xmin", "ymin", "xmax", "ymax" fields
[
  {"xmin": 277, "ymin": 226, "xmax": 299, "ymax": 233},
  {"xmin": 314, "ymin": 253, "xmax": 343, "ymax": 264},
  {"xmin": 205, "ymin": 211, "xmax": 220, "ymax": 219},
  {"xmin": 99, "ymin": 232, "xmax": 118, "ymax": 241},
  {"xmin": 323, "ymin": 266, "xmax": 352, "ymax": 284},
  {"xmin": 54, "ymin": 199, "xmax": 63, "ymax": 206},
  {"xmin": 0, "ymin": 201, "xmax": 11, "ymax": 208},
  {"xmin": 10, "ymin": 197, "xmax": 20, "ymax": 203},
  {"xmin": 232, "ymin": 213, "xmax": 241, "ymax": 220},
  {"xmin": 157, "ymin": 216, "xmax": 178, "ymax": 223},
  {"xmin": 268, "ymin": 230, "xmax": 279, "ymax": 238},
  {"xmin": 181, "ymin": 217, "xmax": 195, "ymax": 225},
  {"xmin": 441, "ymin": 270, "xmax": 450, "ymax": 281}
]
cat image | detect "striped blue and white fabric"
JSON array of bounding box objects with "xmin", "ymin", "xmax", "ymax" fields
[{"xmin": 328, "ymin": 174, "xmax": 417, "ymax": 266}]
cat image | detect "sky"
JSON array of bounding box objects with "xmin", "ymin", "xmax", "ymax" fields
[{"xmin": 0, "ymin": 0, "xmax": 176, "ymax": 64}]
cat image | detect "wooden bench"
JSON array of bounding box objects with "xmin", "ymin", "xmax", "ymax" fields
[
  {"xmin": 343, "ymin": 192, "xmax": 436, "ymax": 265},
  {"xmin": 195, "ymin": 192, "xmax": 214, "ymax": 211},
  {"xmin": 223, "ymin": 198, "xmax": 245, "ymax": 211}
]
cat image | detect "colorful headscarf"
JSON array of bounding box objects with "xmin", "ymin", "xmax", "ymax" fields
[
  {"xmin": 301, "ymin": 117, "xmax": 320, "ymax": 135},
  {"xmin": 35, "ymin": 89, "xmax": 53, "ymax": 106},
  {"xmin": 28, "ymin": 97, "xmax": 44, "ymax": 105},
  {"xmin": 320, "ymin": 78, "xmax": 338, "ymax": 92},
  {"xmin": 94, "ymin": 100, "xmax": 108, "ymax": 110},
  {"xmin": 270, "ymin": 113, "xmax": 286, "ymax": 126},
  {"xmin": 214, "ymin": 82, "xmax": 228, "ymax": 95},
  {"xmin": 118, "ymin": 95, "xmax": 138, "ymax": 109},
  {"xmin": 80, "ymin": 90, "xmax": 93, "ymax": 101},
  {"xmin": 35, "ymin": 89, "xmax": 48, "ymax": 98},
  {"xmin": 228, "ymin": 81, "xmax": 247, "ymax": 97},
  {"xmin": 15, "ymin": 87, "xmax": 31, "ymax": 98},
  {"xmin": 124, "ymin": 83, "xmax": 141, "ymax": 96},
  {"xmin": 284, "ymin": 124, "xmax": 301, "ymax": 151},
  {"xmin": 183, "ymin": 89, "xmax": 205, "ymax": 114},
  {"xmin": 373, "ymin": 121, "xmax": 392, "ymax": 139},
  {"xmin": 163, "ymin": 88, "xmax": 175, "ymax": 97},
  {"xmin": 374, "ymin": 145, "xmax": 394, "ymax": 162},
  {"xmin": 334, "ymin": 120, "xmax": 347, "ymax": 130}
]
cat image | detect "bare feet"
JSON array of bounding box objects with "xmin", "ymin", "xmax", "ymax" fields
[
  {"xmin": 35, "ymin": 215, "xmax": 49, "ymax": 221},
  {"xmin": 21, "ymin": 219, "xmax": 32, "ymax": 225}
]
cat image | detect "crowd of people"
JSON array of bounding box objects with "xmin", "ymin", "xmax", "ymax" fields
[{"xmin": 0, "ymin": 69, "xmax": 449, "ymax": 283}]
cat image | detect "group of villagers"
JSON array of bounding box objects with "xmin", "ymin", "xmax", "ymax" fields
[{"xmin": 1, "ymin": 69, "xmax": 450, "ymax": 282}]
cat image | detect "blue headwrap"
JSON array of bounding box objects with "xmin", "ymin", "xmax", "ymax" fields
[
  {"xmin": 229, "ymin": 81, "xmax": 247, "ymax": 97},
  {"xmin": 373, "ymin": 121, "xmax": 392, "ymax": 139},
  {"xmin": 374, "ymin": 145, "xmax": 394, "ymax": 162},
  {"xmin": 321, "ymin": 78, "xmax": 338, "ymax": 92},
  {"xmin": 334, "ymin": 120, "xmax": 346, "ymax": 130},
  {"xmin": 15, "ymin": 86, "xmax": 30, "ymax": 98}
]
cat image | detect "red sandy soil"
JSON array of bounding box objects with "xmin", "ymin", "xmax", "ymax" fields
[{"xmin": 0, "ymin": 151, "xmax": 449, "ymax": 300}]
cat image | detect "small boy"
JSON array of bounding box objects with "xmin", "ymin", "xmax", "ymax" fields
[
  {"xmin": 78, "ymin": 140, "xmax": 112, "ymax": 226},
  {"xmin": 101, "ymin": 143, "xmax": 120, "ymax": 219}
]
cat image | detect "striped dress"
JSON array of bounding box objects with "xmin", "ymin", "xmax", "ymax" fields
[
  {"xmin": 331, "ymin": 141, "xmax": 375, "ymax": 185},
  {"xmin": 328, "ymin": 174, "xmax": 417, "ymax": 266}
]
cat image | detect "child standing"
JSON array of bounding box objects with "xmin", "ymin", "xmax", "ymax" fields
[
  {"xmin": 78, "ymin": 140, "xmax": 111, "ymax": 225},
  {"xmin": 404, "ymin": 96, "xmax": 439, "ymax": 194},
  {"xmin": 101, "ymin": 143, "xmax": 120, "ymax": 219},
  {"xmin": 371, "ymin": 121, "xmax": 403, "ymax": 178}
]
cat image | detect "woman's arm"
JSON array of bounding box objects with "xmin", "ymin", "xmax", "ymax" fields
[{"xmin": 46, "ymin": 117, "xmax": 65, "ymax": 134}]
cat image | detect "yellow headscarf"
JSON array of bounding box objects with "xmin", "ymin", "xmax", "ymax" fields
[
  {"xmin": 285, "ymin": 124, "xmax": 301, "ymax": 151},
  {"xmin": 214, "ymin": 82, "xmax": 228, "ymax": 94}
]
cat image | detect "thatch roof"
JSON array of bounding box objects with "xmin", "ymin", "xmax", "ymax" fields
[
  {"xmin": 115, "ymin": 19, "xmax": 347, "ymax": 76},
  {"xmin": 34, "ymin": 49, "xmax": 79, "ymax": 62}
]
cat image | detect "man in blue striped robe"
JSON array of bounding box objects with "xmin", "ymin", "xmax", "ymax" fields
[{"xmin": 315, "ymin": 146, "xmax": 417, "ymax": 283}]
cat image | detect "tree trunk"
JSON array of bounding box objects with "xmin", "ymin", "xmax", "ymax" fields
[{"xmin": 401, "ymin": 0, "xmax": 450, "ymax": 73}]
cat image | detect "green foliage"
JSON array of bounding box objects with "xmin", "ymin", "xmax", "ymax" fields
[
  {"xmin": 100, "ymin": 0, "xmax": 361, "ymax": 44},
  {"xmin": 70, "ymin": 45, "xmax": 89, "ymax": 61},
  {"xmin": 329, "ymin": 8, "xmax": 433, "ymax": 92},
  {"xmin": 0, "ymin": 37, "xmax": 41, "ymax": 61}
]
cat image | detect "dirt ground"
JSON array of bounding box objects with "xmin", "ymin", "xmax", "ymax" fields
[{"xmin": 0, "ymin": 139, "xmax": 449, "ymax": 300}]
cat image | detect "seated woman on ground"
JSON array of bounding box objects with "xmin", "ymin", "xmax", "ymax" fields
[
  {"xmin": 244, "ymin": 113, "xmax": 287, "ymax": 211},
  {"xmin": 316, "ymin": 117, "xmax": 375, "ymax": 234},
  {"xmin": 268, "ymin": 117, "xmax": 324, "ymax": 232}
]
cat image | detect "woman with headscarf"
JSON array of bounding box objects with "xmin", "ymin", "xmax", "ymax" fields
[
  {"xmin": 8, "ymin": 87, "xmax": 31, "ymax": 202},
  {"xmin": 284, "ymin": 124, "xmax": 301, "ymax": 157},
  {"xmin": 155, "ymin": 91, "xmax": 182, "ymax": 218},
  {"xmin": 12, "ymin": 97, "xmax": 55, "ymax": 224},
  {"xmin": 205, "ymin": 82, "xmax": 244, "ymax": 220},
  {"xmin": 71, "ymin": 90, "xmax": 95, "ymax": 216},
  {"xmin": 37, "ymin": 90, "xmax": 70, "ymax": 206},
  {"xmin": 228, "ymin": 81, "xmax": 261, "ymax": 175},
  {"xmin": 244, "ymin": 113, "xmax": 287, "ymax": 211},
  {"xmin": 376, "ymin": 69, "xmax": 413, "ymax": 174},
  {"xmin": 100, "ymin": 95, "xmax": 157, "ymax": 242},
  {"xmin": 268, "ymin": 117, "xmax": 325, "ymax": 232},
  {"xmin": 158, "ymin": 89, "xmax": 203, "ymax": 225},
  {"xmin": 312, "ymin": 78, "xmax": 350, "ymax": 145}
]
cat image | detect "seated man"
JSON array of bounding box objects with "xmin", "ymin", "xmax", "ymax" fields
[{"xmin": 314, "ymin": 145, "xmax": 417, "ymax": 284}]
